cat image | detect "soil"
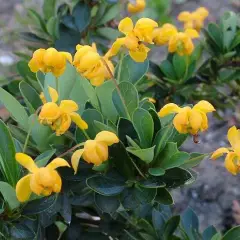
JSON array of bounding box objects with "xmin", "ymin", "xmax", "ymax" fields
[{"xmin": 0, "ymin": 0, "xmax": 240, "ymax": 233}]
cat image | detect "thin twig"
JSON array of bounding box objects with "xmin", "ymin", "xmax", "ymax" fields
[{"xmin": 57, "ymin": 142, "xmax": 85, "ymax": 158}]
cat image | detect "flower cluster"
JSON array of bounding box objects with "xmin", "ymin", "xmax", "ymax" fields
[
  {"xmin": 71, "ymin": 131, "xmax": 119, "ymax": 173},
  {"xmin": 153, "ymin": 24, "xmax": 199, "ymax": 56},
  {"xmin": 158, "ymin": 101, "xmax": 215, "ymax": 135},
  {"xmin": 28, "ymin": 48, "xmax": 72, "ymax": 77},
  {"xmin": 39, "ymin": 87, "xmax": 88, "ymax": 136},
  {"xmin": 211, "ymin": 126, "xmax": 240, "ymax": 175},
  {"xmin": 178, "ymin": 7, "xmax": 209, "ymax": 32},
  {"xmin": 107, "ymin": 17, "xmax": 158, "ymax": 62},
  {"xmin": 15, "ymin": 153, "xmax": 70, "ymax": 202},
  {"xmin": 73, "ymin": 44, "xmax": 114, "ymax": 86},
  {"xmin": 127, "ymin": 0, "xmax": 146, "ymax": 14}
]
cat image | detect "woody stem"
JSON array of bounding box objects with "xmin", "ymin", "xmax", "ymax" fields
[
  {"xmin": 101, "ymin": 58, "xmax": 131, "ymax": 120},
  {"xmin": 58, "ymin": 142, "xmax": 85, "ymax": 158}
]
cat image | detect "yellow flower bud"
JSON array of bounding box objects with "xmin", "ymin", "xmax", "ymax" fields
[
  {"xmin": 127, "ymin": 0, "xmax": 146, "ymax": 14},
  {"xmin": 15, "ymin": 153, "xmax": 70, "ymax": 202},
  {"xmin": 158, "ymin": 100, "xmax": 215, "ymax": 135}
]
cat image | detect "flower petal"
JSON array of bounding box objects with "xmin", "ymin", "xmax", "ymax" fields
[
  {"xmin": 15, "ymin": 153, "xmax": 38, "ymax": 173},
  {"xmin": 105, "ymin": 38, "xmax": 126, "ymax": 58},
  {"xmin": 193, "ymin": 100, "xmax": 215, "ymax": 113},
  {"xmin": 185, "ymin": 29, "xmax": 199, "ymax": 39},
  {"xmin": 71, "ymin": 149, "xmax": 84, "ymax": 174},
  {"xmin": 227, "ymin": 126, "xmax": 240, "ymax": 154},
  {"xmin": 47, "ymin": 158, "xmax": 70, "ymax": 170},
  {"xmin": 95, "ymin": 131, "xmax": 119, "ymax": 146},
  {"xmin": 173, "ymin": 109, "xmax": 189, "ymax": 134},
  {"xmin": 16, "ymin": 174, "xmax": 32, "ymax": 202},
  {"xmin": 177, "ymin": 11, "xmax": 191, "ymax": 21},
  {"xmin": 211, "ymin": 147, "xmax": 229, "ymax": 160},
  {"xmin": 129, "ymin": 49, "xmax": 148, "ymax": 62},
  {"xmin": 158, "ymin": 103, "xmax": 181, "ymax": 117},
  {"xmin": 225, "ymin": 152, "xmax": 238, "ymax": 175},
  {"xmin": 135, "ymin": 18, "xmax": 158, "ymax": 29},
  {"xmin": 119, "ymin": 17, "xmax": 134, "ymax": 34},
  {"xmin": 189, "ymin": 109, "xmax": 202, "ymax": 134},
  {"xmin": 48, "ymin": 87, "xmax": 58, "ymax": 103},
  {"xmin": 59, "ymin": 100, "xmax": 78, "ymax": 114},
  {"xmin": 70, "ymin": 112, "xmax": 88, "ymax": 130},
  {"xmin": 60, "ymin": 52, "xmax": 72, "ymax": 63}
]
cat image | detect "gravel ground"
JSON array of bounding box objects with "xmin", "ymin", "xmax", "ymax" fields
[{"xmin": 0, "ymin": 0, "xmax": 240, "ymax": 232}]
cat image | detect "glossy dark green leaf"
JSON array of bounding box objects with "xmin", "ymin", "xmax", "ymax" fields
[
  {"xmin": 138, "ymin": 219, "xmax": 156, "ymax": 236},
  {"xmin": 96, "ymin": 27, "xmax": 121, "ymax": 40},
  {"xmin": 46, "ymin": 16, "xmax": 59, "ymax": 39},
  {"xmin": 27, "ymin": 9, "xmax": 46, "ymax": 32},
  {"xmin": 133, "ymin": 108, "xmax": 154, "ymax": 148},
  {"xmin": 155, "ymin": 188, "xmax": 174, "ymax": 205},
  {"xmin": 164, "ymin": 215, "xmax": 180, "ymax": 239},
  {"xmin": 73, "ymin": 2, "xmax": 91, "ymax": 32},
  {"xmin": 116, "ymin": 55, "xmax": 149, "ymax": 85},
  {"xmin": 203, "ymin": 226, "xmax": 217, "ymax": 240},
  {"xmin": 95, "ymin": 193, "xmax": 120, "ymax": 214},
  {"xmin": 43, "ymin": 0, "xmax": 56, "ymax": 20},
  {"xmin": 11, "ymin": 223, "xmax": 35, "ymax": 239},
  {"xmin": 181, "ymin": 153, "xmax": 207, "ymax": 169},
  {"xmin": 148, "ymin": 167, "xmax": 165, "ymax": 176},
  {"xmin": 138, "ymin": 178, "xmax": 165, "ymax": 189},
  {"xmin": 94, "ymin": 121, "xmax": 117, "ymax": 134},
  {"xmin": 71, "ymin": 192, "xmax": 94, "ymax": 206},
  {"xmin": 160, "ymin": 60, "xmax": 177, "ymax": 79},
  {"xmin": 134, "ymin": 186, "xmax": 157, "ymax": 204},
  {"xmin": 112, "ymin": 81, "xmax": 139, "ymax": 119},
  {"xmin": 149, "ymin": 108, "xmax": 161, "ymax": 136},
  {"xmin": 86, "ymin": 175, "xmax": 126, "ymax": 196},
  {"xmin": 222, "ymin": 226, "xmax": 240, "ymax": 240},
  {"xmin": 207, "ymin": 23, "xmax": 223, "ymax": 50},
  {"xmin": 173, "ymin": 54, "xmax": 187, "ymax": 79},
  {"xmin": 127, "ymin": 146, "xmax": 155, "ymax": 163}
]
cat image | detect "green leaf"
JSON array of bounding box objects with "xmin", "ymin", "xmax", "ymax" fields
[
  {"xmin": 96, "ymin": 81, "xmax": 118, "ymax": 122},
  {"xmin": 149, "ymin": 109, "xmax": 161, "ymax": 136},
  {"xmin": 97, "ymin": 3, "xmax": 119, "ymax": 25},
  {"xmin": 11, "ymin": 223, "xmax": 35, "ymax": 239},
  {"xmin": 155, "ymin": 188, "xmax": 174, "ymax": 205},
  {"xmin": 140, "ymin": 100, "xmax": 155, "ymax": 111},
  {"xmin": 159, "ymin": 152, "xmax": 190, "ymax": 170},
  {"xmin": 76, "ymin": 109, "xmax": 103, "ymax": 141},
  {"xmin": 96, "ymin": 27, "xmax": 121, "ymax": 40},
  {"xmin": 17, "ymin": 61, "xmax": 36, "ymax": 83},
  {"xmin": 0, "ymin": 120, "xmax": 19, "ymax": 186},
  {"xmin": 112, "ymin": 81, "xmax": 139, "ymax": 119},
  {"xmin": 23, "ymin": 195, "xmax": 57, "ymax": 215},
  {"xmin": 35, "ymin": 149, "xmax": 56, "ymax": 167},
  {"xmin": 19, "ymin": 81, "xmax": 42, "ymax": 114},
  {"xmin": 222, "ymin": 226, "xmax": 240, "ymax": 240},
  {"xmin": 92, "ymin": 161, "xmax": 109, "ymax": 172},
  {"xmin": 138, "ymin": 219, "xmax": 156, "ymax": 236},
  {"xmin": 94, "ymin": 193, "xmax": 120, "ymax": 214},
  {"xmin": 203, "ymin": 226, "xmax": 217, "ymax": 240},
  {"xmin": 148, "ymin": 167, "xmax": 165, "ymax": 176},
  {"xmin": 164, "ymin": 215, "xmax": 180, "ymax": 239},
  {"xmin": 181, "ymin": 153, "xmax": 207, "ymax": 169},
  {"xmin": 58, "ymin": 63, "xmax": 77, "ymax": 101},
  {"xmin": 126, "ymin": 136, "xmax": 140, "ymax": 148},
  {"xmin": 46, "ymin": 16, "xmax": 59, "ymax": 39},
  {"xmin": 207, "ymin": 23, "xmax": 223, "ymax": 50},
  {"xmin": 0, "ymin": 87, "xmax": 29, "ymax": 130},
  {"xmin": 211, "ymin": 233, "xmax": 222, "ymax": 240},
  {"xmin": 86, "ymin": 175, "xmax": 126, "ymax": 196},
  {"xmin": 160, "ymin": 60, "xmax": 177, "ymax": 80},
  {"xmin": 43, "ymin": 0, "xmax": 56, "ymax": 20},
  {"xmin": 160, "ymin": 168, "xmax": 192, "ymax": 188},
  {"xmin": 133, "ymin": 108, "xmax": 154, "ymax": 148},
  {"xmin": 173, "ymin": 54, "xmax": 187, "ymax": 79},
  {"xmin": 134, "ymin": 186, "xmax": 157, "ymax": 204},
  {"xmin": 138, "ymin": 178, "xmax": 166, "ymax": 189},
  {"xmin": 73, "ymin": 2, "xmax": 91, "ymax": 32},
  {"xmin": 109, "ymin": 142, "xmax": 135, "ymax": 179},
  {"xmin": 152, "ymin": 209, "xmax": 165, "ymax": 236},
  {"xmin": 0, "ymin": 181, "xmax": 20, "ymax": 210},
  {"xmin": 27, "ymin": 9, "xmax": 46, "ymax": 32},
  {"xmin": 94, "ymin": 121, "xmax": 117, "ymax": 134},
  {"xmin": 127, "ymin": 146, "xmax": 155, "ymax": 164},
  {"xmin": 118, "ymin": 118, "xmax": 139, "ymax": 145},
  {"xmin": 70, "ymin": 75, "xmax": 89, "ymax": 114},
  {"xmin": 116, "ymin": 55, "xmax": 149, "ymax": 85},
  {"xmin": 153, "ymin": 126, "xmax": 175, "ymax": 158},
  {"xmin": 80, "ymin": 76, "xmax": 100, "ymax": 110}
]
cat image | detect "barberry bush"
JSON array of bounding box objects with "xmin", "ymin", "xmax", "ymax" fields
[{"xmin": 0, "ymin": 0, "xmax": 240, "ymax": 239}]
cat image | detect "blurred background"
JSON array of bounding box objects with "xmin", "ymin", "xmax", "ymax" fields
[{"xmin": 0, "ymin": 0, "xmax": 239, "ymax": 233}]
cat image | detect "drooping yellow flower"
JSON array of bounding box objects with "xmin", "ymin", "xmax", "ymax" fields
[
  {"xmin": 153, "ymin": 24, "xmax": 178, "ymax": 46},
  {"xmin": 39, "ymin": 88, "xmax": 88, "ymax": 135},
  {"xmin": 28, "ymin": 48, "xmax": 72, "ymax": 77},
  {"xmin": 71, "ymin": 131, "xmax": 119, "ymax": 173},
  {"xmin": 168, "ymin": 29, "xmax": 199, "ymax": 56},
  {"xmin": 15, "ymin": 153, "xmax": 70, "ymax": 202},
  {"xmin": 40, "ymin": 86, "xmax": 58, "ymax": 104},
  {"xmin": 211, "ymin": 126, "xmax": 240, "ymax": 175},
  {"xmin": 73, "ymin": 43, "xmax": 114, "ymax": 86},
  {"xmin": 127, "ymin": 0, "xmax": 146, "ymax": 14},
  {"xmin": 106, "ymin": 17, "xmax": 158, "ymax": 62},
  {"xmin": 178, "ymin": 7, "xmax": 209, "ymax": 31},
  {"xmin": 158, "ymin": 100, "xmax": 215, "ymax": 135}
]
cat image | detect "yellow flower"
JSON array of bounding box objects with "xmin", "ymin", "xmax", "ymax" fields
[
  {"xmin": 158, "ymin": 100, "xmax": 215, "ymax": 135},
  {"xmin": 28, "ymin": 48, "xmax": 72, "ymax": 77},
  {"xmin": 107, "ymin": 17, "xmax": 158, "ymax": 62},
  {"xmin": 39, "ymin": 88, "xmax": 88, "ymax": 135},
  {"xmin": 71, "ymin": 131, "xmax": 119, "ymax": 173},
  {"xmin": 15, "ymin": 153, "xmax": 70, "ymax": 202},
  {"xmin": 40, "ymin": 86, "xmax": 58, "ymax": 104},
  {"xmin": 153, "ymin": 24, "xmax": 178, "ymax": 46},
  {"xmin": 178, "ymin": 7, "xmax": 209, "ymax": 31},
  {"xmin": 73, "ymin": 43, "xmax": 114, "ymax": 86},
  {"xmin": 168, "ymin": 29, "xmax": 199, "ymax": 56},
  {"xmin": 148, "ymin": 97, "xmax": 156, "ymax": 103},
  {"xmin": 211, "ymin": 126, "xmax": 240, "ymax": 175},
  {"xmin": 127, "ymin": 0, "xmax": 146, "ymax": 14}
]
